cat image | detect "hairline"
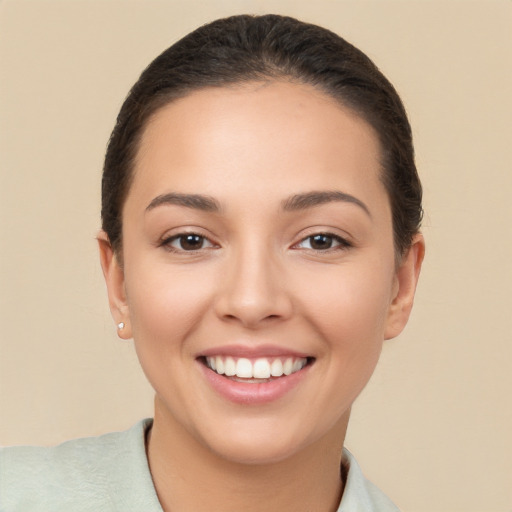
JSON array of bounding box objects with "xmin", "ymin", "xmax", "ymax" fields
[{"xmin": 111, "ymin": 77, "xmax": 404, "ymax": 260}]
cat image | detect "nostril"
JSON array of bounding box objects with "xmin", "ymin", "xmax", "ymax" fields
[{"xmin": 214, "ymin": 277, "xmax": 294, "ymax": 327}]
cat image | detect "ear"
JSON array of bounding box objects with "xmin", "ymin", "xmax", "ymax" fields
[
  {"xmin": 384, "ymin": 233, "xmax": 425, "ymax": 340},
  {"xmin": 97, "ymin": 230, "xmax": 132, "ymax": 339}
]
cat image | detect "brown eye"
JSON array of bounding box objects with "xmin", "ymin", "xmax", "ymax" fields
[
  {"xmin": 180, "ymin": 234, "xmax": 204, "ymax": 250},
  {"xmin": 295, "ymin": 233, "xmax": 350, "ymax": 251},
  {"xmin": 165, "ymin": 233, "xmax": 214, "ymax": 251},
  {"xmin": 309, "ymin": 234, "xmax": 334, "ymax": 250}
]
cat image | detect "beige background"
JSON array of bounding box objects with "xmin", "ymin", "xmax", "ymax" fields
[{"xmin": 1, "ymin": 1, "xmax": 511, "ymax": 510}]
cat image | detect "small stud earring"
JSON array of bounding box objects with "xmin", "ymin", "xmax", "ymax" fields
[{"xmin": 117, "ymin": 322, "xmax": 125, "ymax": 330}]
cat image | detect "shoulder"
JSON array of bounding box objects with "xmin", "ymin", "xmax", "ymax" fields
[
  {"xmin": 0, "ymin": 419, "xmax": 162, "ymax": 512},
  {"xmin": 337, "ymin": 449, "xmax": 401, "ymax": 512}
]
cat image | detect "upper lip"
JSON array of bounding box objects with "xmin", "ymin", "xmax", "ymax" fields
[{"xmin": 198, "ymin": 344, "xmax": 312, "ymax": 359}]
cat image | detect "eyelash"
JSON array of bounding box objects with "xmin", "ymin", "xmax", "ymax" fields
[
  {"xmin": 160, "ymin": 232, "xmax": 351, "ymax": 253},
  {"xmin": 160, "ymin": 232, "xmax": 216, "ymax": 252},
  {"xmin": 292, "ymin": 233, "xmax": 352, "ymax": 252}
]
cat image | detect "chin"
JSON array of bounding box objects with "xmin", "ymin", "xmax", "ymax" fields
[
  {"xmin": 205, "ymin": 433, "xmax": 308, "ymax": 466},
  {"xmin": 193, "ymin": 414, "xmax": 335, "ymax": 467}
]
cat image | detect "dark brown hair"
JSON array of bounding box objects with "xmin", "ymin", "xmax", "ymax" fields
[{"xmin": 102, "ymin": 14, "xmax": 422, "ymax": 256}]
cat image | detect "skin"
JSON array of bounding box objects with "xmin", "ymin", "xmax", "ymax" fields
[{"xmin": 99, "ymin": 81, "xmax": 424, "ymax": 512}]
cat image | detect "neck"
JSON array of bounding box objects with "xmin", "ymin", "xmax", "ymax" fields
[{"xmin": 147, "ymin": 397, "xmax": 349, "ymax": 512}]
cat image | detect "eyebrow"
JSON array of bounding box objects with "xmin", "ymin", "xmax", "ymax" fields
[
  {"xmin": 146, "ymin": 193, "xmax": 221, "ymax": 212},
  {"xmin": 145, "ymin": 190, "xmax": 370, "ymax": 217},
  {"xmin": 282, "ymin": 191, "xmax": 371, "ymax": 217}
]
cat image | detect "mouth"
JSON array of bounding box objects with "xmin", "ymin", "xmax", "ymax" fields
[{"xmin": 200, "ymin": 355, "xmax": 314, "ymax": 383}]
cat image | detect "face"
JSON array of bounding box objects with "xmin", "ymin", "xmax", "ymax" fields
[{"xmin": 100, "ymin": 81, "xmax": 423, "ymax": 465}]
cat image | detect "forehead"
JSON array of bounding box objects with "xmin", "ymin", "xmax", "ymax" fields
[{"xmin": 129, "ymin": 81, "xmax": 386, "ymax": 211}]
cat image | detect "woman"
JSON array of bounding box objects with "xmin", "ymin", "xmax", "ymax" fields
[{"xmin": 0, "ymin": 14, "xmax": 424, "ymax": 511}]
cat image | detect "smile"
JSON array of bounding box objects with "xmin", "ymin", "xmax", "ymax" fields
[
  {"xmin": 204, "ymin": 356, "xmax": 309, "ymax": 380},
  {"xmin": 198, "ymin": 352, "xmax": 314, "ymax": 404}
]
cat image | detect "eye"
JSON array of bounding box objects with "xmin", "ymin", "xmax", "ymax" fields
[
  {"xmin": 163, "ymin": 233, "xmax": 215, "ymax": 252},
  {"xmin": 295, "ymin": 233, "xmax": 350, "ymax": 251}
]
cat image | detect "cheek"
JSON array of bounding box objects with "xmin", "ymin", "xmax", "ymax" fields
[
  {"xmin": 308, "ymin": 259, "xmax": 392, "ymax": 320},
  {"xmin": 282, "ymin": 260, "xmax": 395, "ymax": 439},
  {"xmin": 297, "ymin": 256, "xmax": 395, "ymax": 362},
  {"xmin": 124, "ymin": 262, "xmax": 215, "ymax": 356}
]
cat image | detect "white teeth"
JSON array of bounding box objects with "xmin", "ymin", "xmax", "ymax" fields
[
  {"xmin": 283, "ymin": 358, "xmax": 293, "ymax": 375},
  {"xmin": 235, "ymin": 358, "xmax": 253, "ymax": 378},
  {"xmin": 292, "ymin": 359, "xmax": 303, "ymax": 372},
  {"xmin": 215, "ymin": 356, "xmax": 224, "ymax": 375},
  {"xmin": 224, "ymin": 356, "xmax": 236, "ymax": 376},
  {"xmin": 253, "ymin": 358, "xmax": 271, "ymax": 379},
  {"xmin": 270, "ymin": 359, "xmax": 283, "ymax": 377},
  {"xmin": 205, "ymin": 356, "xmax": 308, "ymax": 379}
]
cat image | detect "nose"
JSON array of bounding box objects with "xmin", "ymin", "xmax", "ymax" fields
[{"xmin": 214, "ymin": 243, "xmax": 293, "ymax": 329}]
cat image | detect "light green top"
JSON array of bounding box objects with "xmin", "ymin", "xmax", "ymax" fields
[{"xmin": 0, "ymin": 419, "xmax": 399, "ymax": 511}]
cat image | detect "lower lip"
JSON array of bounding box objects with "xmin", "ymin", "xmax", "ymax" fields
[{"xmin": 198, "ymin": 361, "xmax": 311, "ymax": 405}]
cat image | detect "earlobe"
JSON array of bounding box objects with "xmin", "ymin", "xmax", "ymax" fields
[
  {"xmin": 97, "ymin": 231, "xmax": 132, "ymax": 339},
  {"xmin": 384, "ymin": 234, "xmax": 425, "ymax": 340}
]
